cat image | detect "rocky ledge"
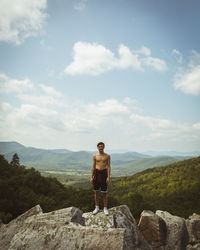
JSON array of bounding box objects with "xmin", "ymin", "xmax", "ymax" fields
[{"xmin": 0, "ymin": 205, "xmax": 200, "ymax": 250}]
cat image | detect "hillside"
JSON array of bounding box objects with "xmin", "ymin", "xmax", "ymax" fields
[
  {"xmin": 0, "ymin": 141, "xmax": 92, "ymax": 171},
  {"xmin": 110, "ymin": 156, "xmax": 200, "ymax": 219},
  {"xmin": 0, "ymin": 141, "xmax": 187, "ymax": 176},
  {"xmin": 110, "ymin": 155, "xmax": 186, "ymax": 176},
  {"xmin": 1, "ymin": 153, "xmax": 199, "ymax": 225},
  {"xmin": 0, "ymin": 154, "xmax": 96, "ymax": 223}
]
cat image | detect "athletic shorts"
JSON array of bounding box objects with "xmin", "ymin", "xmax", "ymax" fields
[{"xmin": 93, "ymin": 169, "xmax": 108, "ymax": 193}]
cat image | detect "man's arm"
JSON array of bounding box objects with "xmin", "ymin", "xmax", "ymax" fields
[
  {"xmin": 106, "ymin": 155, "xmax": 111, "ymax": 183},
  {"xmin": 90, "ymin": 155, "xmax": 96, "ymax": 184}
]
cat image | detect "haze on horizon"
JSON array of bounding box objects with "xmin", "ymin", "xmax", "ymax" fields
[{"xmin": 0, "ymin": 0, "xmax": 200, "ymax": 152}]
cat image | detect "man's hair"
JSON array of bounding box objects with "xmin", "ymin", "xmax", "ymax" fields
[{"xmin": 97, "ymin": 142, "xmax": 105, "ymax": 147}]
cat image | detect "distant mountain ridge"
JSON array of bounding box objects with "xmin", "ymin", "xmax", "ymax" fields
[
  {"xmin": 0, "ymin": 141, "xmax": 195, "ymax": 176},
  {"xmin": 144, "ymin": 150, "xmax": 200, "ymax": 157}
]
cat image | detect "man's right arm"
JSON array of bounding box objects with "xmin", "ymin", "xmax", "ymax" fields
[{"xmin": 90, "ymin": 155, "xmax": 96, "ymax": 183}]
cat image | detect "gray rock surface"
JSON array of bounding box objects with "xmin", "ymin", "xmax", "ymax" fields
[
  {"xmin": 186, "ymin": 243, "xmax": 200, "ymax": 250},
  {"xmin": 156, "ymin": 210, "xmax": 189, "ymax": 250},
  {"xmin": 0, "ymin": 206, "xmax": 85, "ymax": 250},
  {"xmin": 1, "ymin": 205, "xmax": 200, "ymax": 250},
  {"xmin": 83, "ymin": 205, "xmax": 152, "ymax": 250},
  {"xmin": 138, "ymin": 210, "xmax": 167, "ymax": 249},
  {"xmin": 186, "ymin": 213, "xmax": 200, "ymax": 244},
  {"xmin": 0, "ymin": 205, "xmax": 151, "ymax": 250},
  {"xmin": 185, "ymin": 213, "xmax": 200, "ymax": 250},
  {"xmin": 138, "ymin": 210, "xmax": 200, "ymax": 250}
]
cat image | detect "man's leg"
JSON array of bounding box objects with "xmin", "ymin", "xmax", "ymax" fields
[
  {"xmin": 103, "ymin": 192, "xmax": 108, "ymax": 207},
  {"xmin": 93, "ymin": 191, "xmax": 100, "ymax": 215},
  {"xmin": 95, "ymin": 191, "xmax": 100, "ymax": 206}
]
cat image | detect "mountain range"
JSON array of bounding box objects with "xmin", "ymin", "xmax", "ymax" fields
[{"xmin": 0, "ymin": 141, "xmax": 198, "ymax": 176}]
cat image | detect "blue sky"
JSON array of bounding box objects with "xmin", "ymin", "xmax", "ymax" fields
[{"xmin": 0, "ymin": 0, "xmax": 200, "ymax": 152}]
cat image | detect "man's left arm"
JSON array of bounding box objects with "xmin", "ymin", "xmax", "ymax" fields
[{"xmin": 106, "ymin": 155, "xmax": 111, "ymax": 184}]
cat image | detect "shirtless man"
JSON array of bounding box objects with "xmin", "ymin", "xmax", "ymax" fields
[{"xmin": 90, "ymin": 142, "xmax": 111, "ymax": 215}]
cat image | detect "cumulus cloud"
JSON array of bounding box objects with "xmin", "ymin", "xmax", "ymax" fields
[
  {"xmin": 0, "ymin": 0, "xmax": 47, "ymax": 45},
  {"xmin": 189, "ymin": 50, "xmax": 200, "ymax": 68},
  {"xmin": 74, "ymin": 0, "xmax": 88, "ymax": 11},
  {"xmin": 174, "ymin": 65, "xmax": 200, "ymax": 96},
  {"xmin": 0, "ymin": 73, "xmax": 65, "ymax": 108},
  {"xmin": 135, "ymin": 46, "xmax": 151, "ymax": 56},
  {"xmin": 172, "ymin": 49, "xmax": 183, "ymax": 64},
  {"xmin": 142, "ymin": 57, "xmax": 167, "ymax": 71},
  {"xmin": 0, "ymin": 74, "xmax": 199, "ymax": 151},
  {"xmin": 39, "ymin": 84, "xmax": 62, "ymax": 98},
  {"xmin": 173, "ymin": 50, "xmax": 200, "ymax": 96},
  {"xmin": 0, "ymin": 74, "xmax": 34, "ymax": 93},
  {"xmin": 64, "ymin": 42, "xmax": 167, "ymax": 76},
  {"xmin": 64, "ymin": 42, "xmax": 118, "ymax": 76}
]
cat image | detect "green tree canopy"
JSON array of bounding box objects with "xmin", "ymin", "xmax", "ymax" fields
[{"xmin": 10, "ymin": 153, "xmax": 20, "ymax": 167}]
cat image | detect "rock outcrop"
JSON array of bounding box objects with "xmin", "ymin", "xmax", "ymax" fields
[
  {"xmin": 0, "ymin": 205, "xmax": 200, "ymax": 250},
  {"xmin": 0, "ymin": 205, "xmax": 151, "ymax": 250},
  {"xmin": 83, "ymin": 205, "xmax": 151, "ymax": 250},
  {"xmin": 138, "ymin": 210, "xmax": 200, "ymax": 250},
  {"xmin": 138, "ymin": 210, "xmax": 167, "ymax": 249},
  {"xmin": 186, "ymin": 213, "xmax": 200, "ymax": 250}
]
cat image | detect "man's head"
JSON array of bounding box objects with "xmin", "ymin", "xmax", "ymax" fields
[{"xmin": 97, "ymin": 142, "xmax": 105, "ymax": 153}]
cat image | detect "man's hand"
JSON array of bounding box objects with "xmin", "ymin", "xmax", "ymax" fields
[
  {"xmin": 90, "ymin": 177, "xmax": 93, "ymax": 184},
  {"xmin": 106, "ymin": 177, "xmax": 110, "ymax": 184}
]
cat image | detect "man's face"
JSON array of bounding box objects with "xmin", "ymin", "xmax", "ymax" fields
[{"xmin": 98, "ymin": 144, "xmax": 104, "ymax": 153}]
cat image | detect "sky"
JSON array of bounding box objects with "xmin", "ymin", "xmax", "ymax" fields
[{"xmin": 0, "ymin": 0, "xmax": 200, "ymax": 152}]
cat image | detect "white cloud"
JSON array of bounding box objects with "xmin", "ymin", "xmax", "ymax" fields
[
  {"xmin": 135, "ymin": 46, "xmax": 151, "ymax": 56},
  {"xmin": 39, "ymin": 84, "xmax": 62, "ymax": 98},
  {"xmin": 0, "ymin": 74, "xmax": 34, "ymax": 93},
  {"xmin": 74, "ymin": 0, "xmax": 88, "ymax": 11},
  {"xmin": 172, "ymin": 49, "xmax": 183, "ymax": 64},
  {"xmin": 64, "ymin": 42, "xmax": 117, "ymax": 76},
  {"xmin": 173, "ymin": 51, "xmax": 200, "ymax": 96},
  {"xmin": 0, "ymin": 102, "xmax": 13, "ymax": 113},
  {"xmin": 18, "ymin": 93, "xmax": 67, "ymax": 109},
  {"xmin": 193, "ymin": 122, "xmax": 200, "ymax": 130},
  {"xmin": 142, "ymin": 57, "xmax": 167, "ymax": 71},
  {"xmin": 0, "ymin": 0, "xmax": 47, "ymax": 45},
  {"xmin": 0, "ymin": 74, "xmax": 66, "ymax": 108},
  {"xmin": 0, "ymin": 75, "xmax": 199, "ymax": 151},
  {"xmin": 174, "ymin": 65, "xmax": 200, "ymax": 96},
  {"xmin": 189, "ymin": 50, "xmax": 200, "ymax": 68},
  {"xmin": 130, "ymin": 113, "xmax": 175, "ymax": 131},
  {"xmin": 64, "ymin": 42, "xmax": 167, "ymax": 76},
  {"xmin": 117, "ymin": 44, "xmax": 143, "ymax": 71}
]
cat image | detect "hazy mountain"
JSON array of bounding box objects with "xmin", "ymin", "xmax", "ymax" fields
[
  {"xmin": 144, "ymin": 150, "xmax": 200, "ymax": 157},
  {"xmin": 48, "ymin": 149, "xmax": 72, "ymax": 154},
  {"xmin": 0, "ymin": 141, "xmax": 148, "ymax": 172},
  {"xmin": 113, "ymin": 155, "xmax": 187, "ymax": 176},
  {"xmin": 0, "ymin": 141, "xmax": 25, "ymax": 154},
  {"xmin": 0, "ymin": 141, "xmax": 190, "ymax": 176}
]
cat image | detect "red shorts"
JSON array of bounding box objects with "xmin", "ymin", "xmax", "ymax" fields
[{"xmin": 93, "ymin": 169, "xmax": 108, "ymax": 193}]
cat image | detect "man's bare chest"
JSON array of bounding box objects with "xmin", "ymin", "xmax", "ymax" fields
[{"xmin": 96, "ymin": 155, "xmax": 108, "ymax": 164}]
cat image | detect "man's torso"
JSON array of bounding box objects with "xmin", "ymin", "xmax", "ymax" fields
[{"xmin": 95, "ymin": 153, "xmax": 109, "ymax": 170}]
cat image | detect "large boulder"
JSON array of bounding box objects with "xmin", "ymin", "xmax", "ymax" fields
[
  {"xmin": 0, "ymin": 205, "xmax": 151, "ymax": 250},
  {"xmin": 186, "ymin": 213, "xmax": 200, "ymax": 250},
  {"xmin": 0, "ymin": 204, "xmax": 43, "ymax": 249},
  {"xmin": 186, "ymin": 243, "xmax": 200, "ymax": 250},
  {"xmin": 156, "ymin": 210, "xmax": 189, "ymax": 250},
  {"xmin": 138, "ymin": 210, "xmax": 167, "ymax": 249},
  {"xmin": 83, "ymin": 205, "xmax": 152, "ymax": 250}
]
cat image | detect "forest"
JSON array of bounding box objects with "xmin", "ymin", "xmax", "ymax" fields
[{"xmin": 0, "ymin": 153, "xmax": 200, "ymax": 223}]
